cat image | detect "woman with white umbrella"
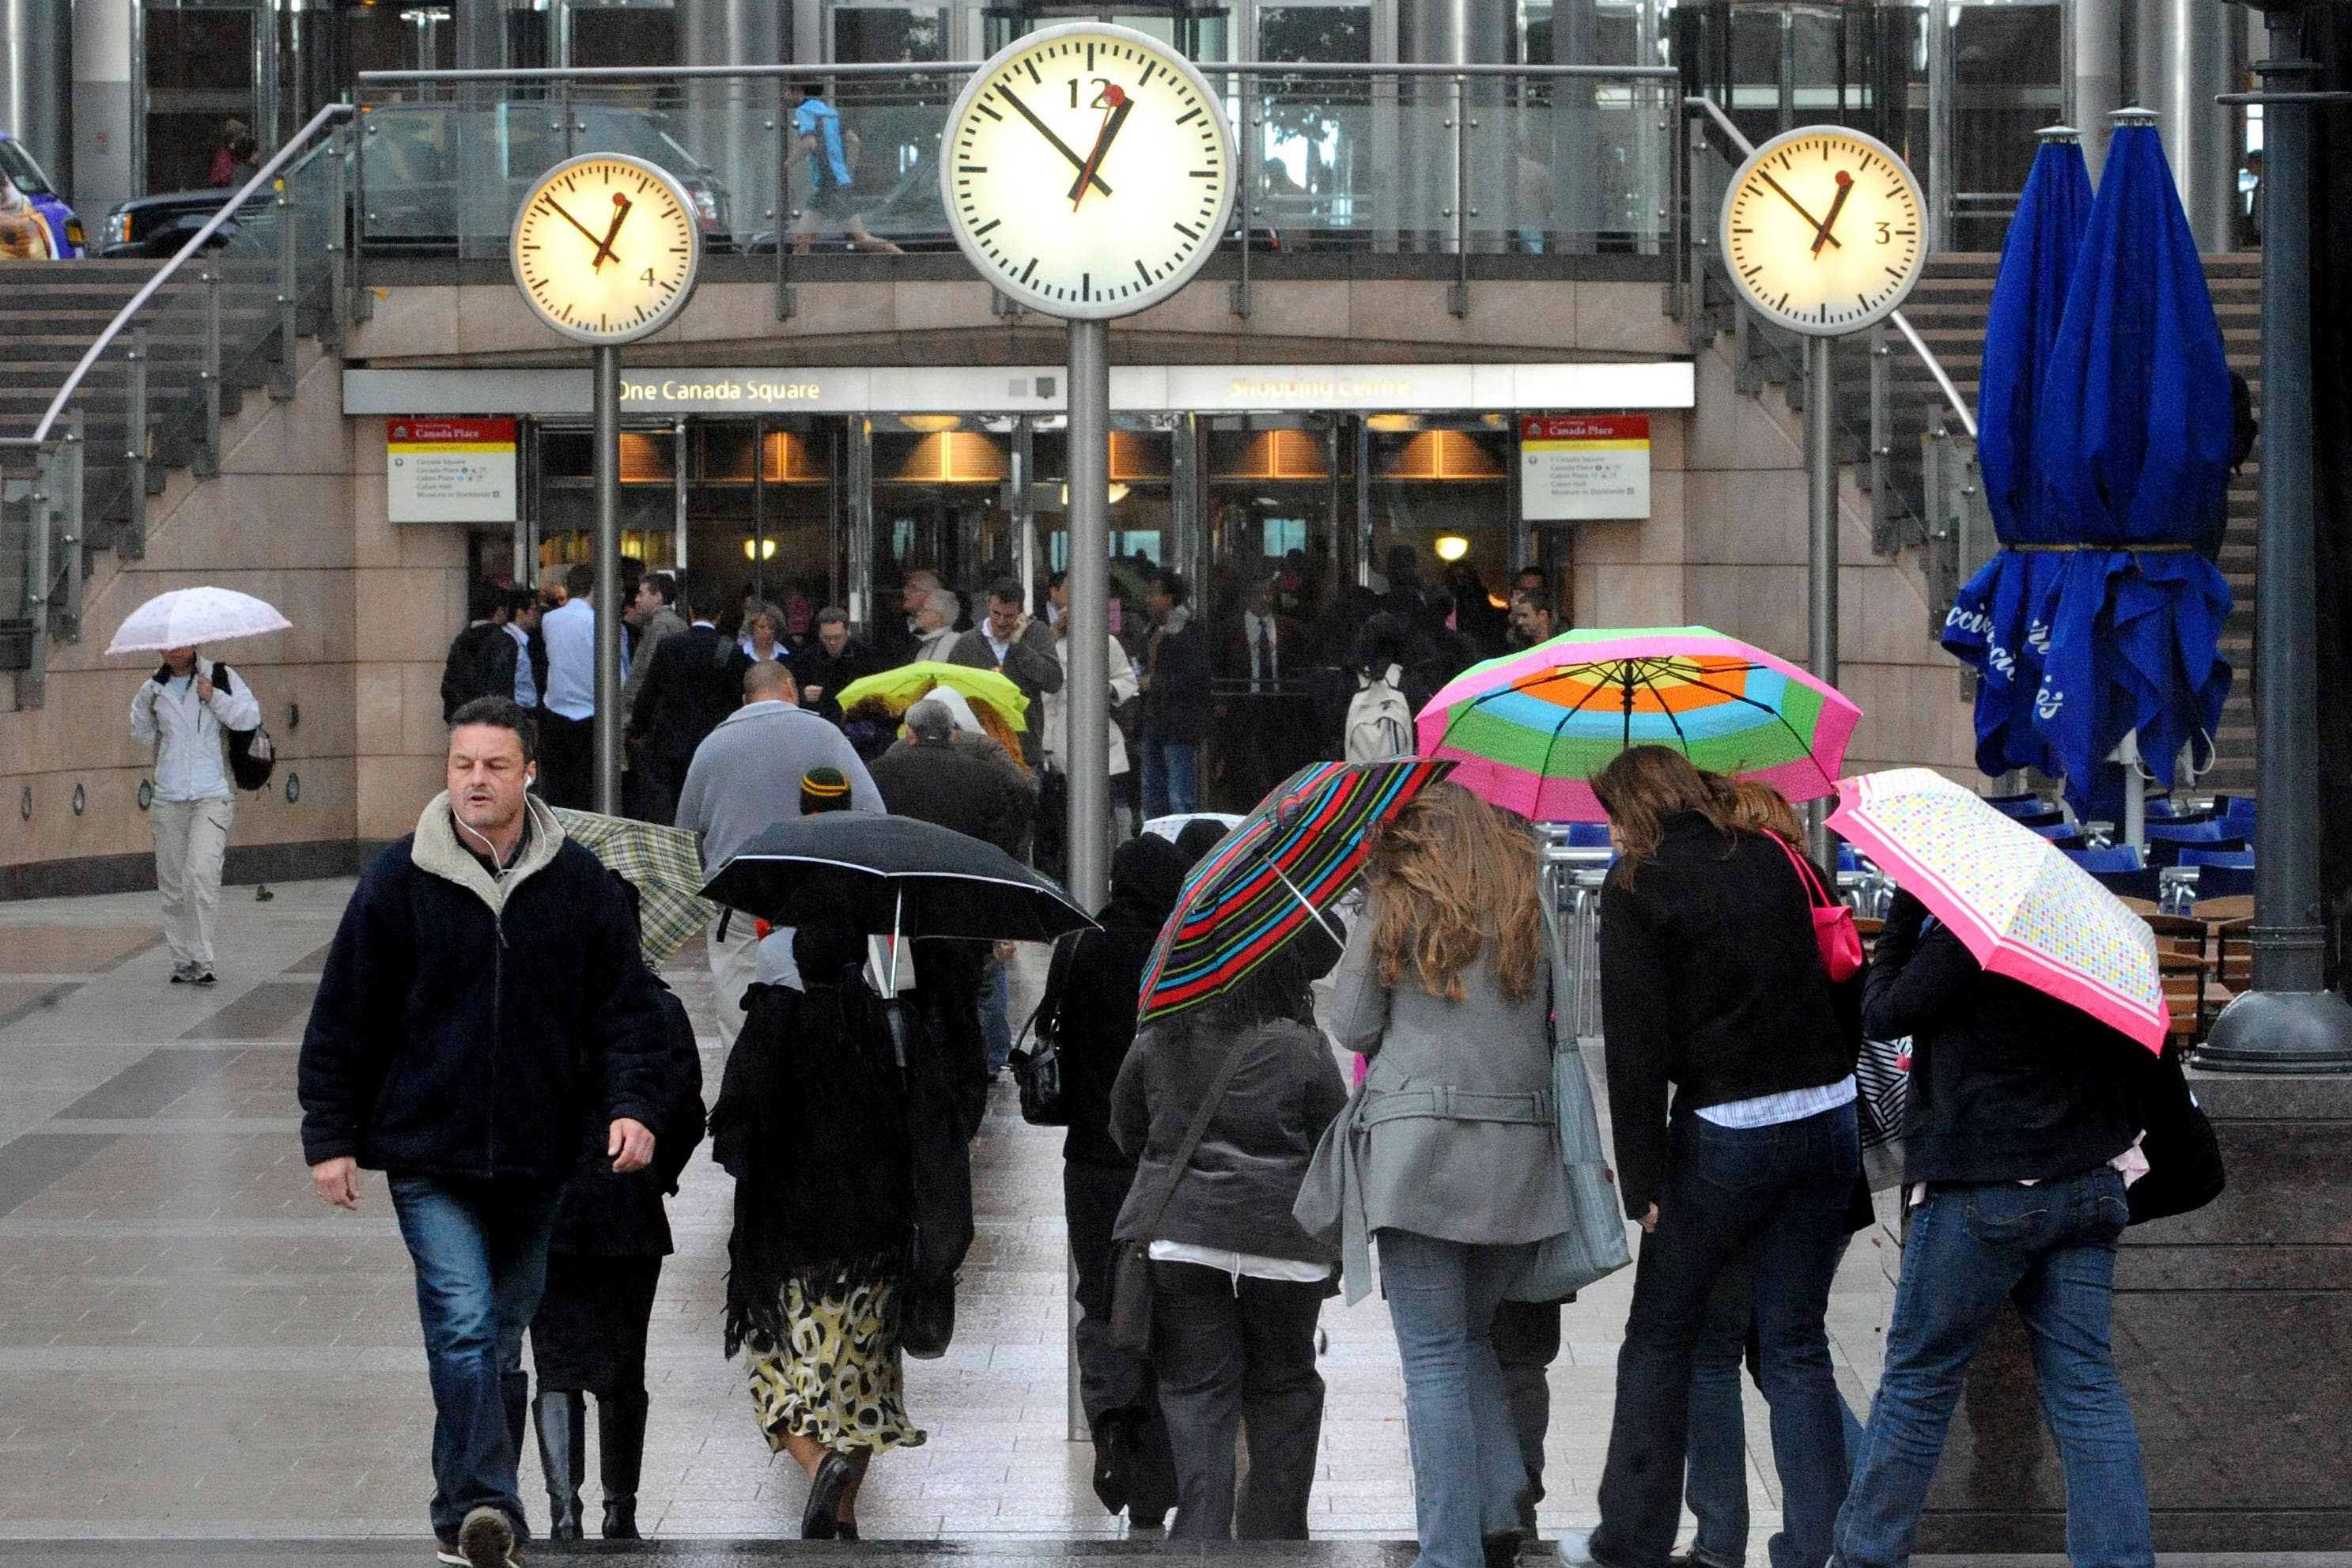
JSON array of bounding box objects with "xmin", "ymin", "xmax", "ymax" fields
[{"xmin": 114, "ymin": 588, "xmax": 286, "ymax": 984}]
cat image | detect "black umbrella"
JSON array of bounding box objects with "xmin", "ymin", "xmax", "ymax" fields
[{"xmin": 698, "ymin": 814, "xmax": 1097, "ymax": 946}]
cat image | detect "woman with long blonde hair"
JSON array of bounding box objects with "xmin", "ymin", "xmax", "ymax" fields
[{"xmin": 1310, "ymin": 781, "xmax": 1575, "ymax": 1568}]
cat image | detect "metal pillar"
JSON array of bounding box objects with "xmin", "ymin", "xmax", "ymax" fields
[
  {"xmin": 2131, "ymin": 1, "xmax": 2241, "ymax": 250},
  {"xmin": 2, "ymin": 0, "xmax": 73, "ymax": 195},
  {"xmin": 2200, "ymin": 21, "xmax": 2352, "ymax": 1071},
  {"xmin": 593, "ymin": 345, "xmax": 624, "ymax": 815},
  {"xmin": 1806, "ymin": 333, "xmax": 1839, "ymax": 866},
  {"xmin": 2074, "ymin": 0, "xmax": 2124, "ymax": 181}
]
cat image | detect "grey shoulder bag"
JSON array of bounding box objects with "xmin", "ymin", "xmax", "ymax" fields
[{"xmin": 1107, "ymin": 1030, "xmax": 1256, "ymax": 1355}]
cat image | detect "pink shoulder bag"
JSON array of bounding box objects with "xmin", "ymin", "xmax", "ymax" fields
[{"xmin": 1775, "ymin": 835, "xmax": 1865, "ymax": 983}]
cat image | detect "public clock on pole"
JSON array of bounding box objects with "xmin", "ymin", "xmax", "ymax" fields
[
  {"xmin": 940, "ymin": 22, "xmax": 1236, "ymax": 320},
  {"xmin": 511, "ymin": 153, "xmax": 705, "ymax": 344},
  {"xmin": 1720, "ymin": 126, "xmax": 1926, "ymax": 337}
]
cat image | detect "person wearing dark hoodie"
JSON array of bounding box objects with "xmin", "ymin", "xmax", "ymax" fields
[
  {"xmin": 527, "ymin": 875, "xmax": 708, "ymax": 1543},
  {"xmin": 1110, "ymin": 939, "xmax": 1350, "ymax": 1542},
  {"xmin": 1829, "ymin": 886, "xmax": 2161, "ymax": 1568},
  {"xmin": 299, "ymin": 697, "xmax": 671, "ymax": 1568},
  {"xmin": 1041, "ymin": 833, "xmax": 1193, "ymax": 1530}
]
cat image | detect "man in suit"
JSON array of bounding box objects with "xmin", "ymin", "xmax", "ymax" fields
[
  {"xmin": 793, "ymin": 606, "xmax": 884, "ymax": 725},
  {"xmin": 1212, "ymin": 576, "xmax": 1316, "ymax": 810},
  {"xmin": 620, "ymin": 572, "xmax": 688, "ymax": 820},
  {"xmin": 947, "ymin": 577, "xmax": 1064, "ymax": 769},
  {"xmin": 626, "ymin": 585, "xmax": 739, "ymax": 826}
]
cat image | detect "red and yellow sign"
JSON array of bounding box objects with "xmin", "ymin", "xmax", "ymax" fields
[
  {"xmin": 388, "ymin": 417, "xmax": 518, "ymax": 523},
  {"xmin": 1520, "ymin": 413, "xmax": 1650, "ymax": 521}
]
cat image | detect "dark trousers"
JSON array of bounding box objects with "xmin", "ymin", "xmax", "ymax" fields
[
  {"xmin": 1064, "ymin": 1162, "xmax": 1178, "ymax": 1517},
  {"xmin": 536, "ymin": 712, "xmax": 594, "ymax": 810},
  {"xmin": 388, "ymin": 1175, "xmax": 559, "ymax": 1543},
  {"xmin": 1590, "ymin": 1105, "xmax": 1859, "ymax": 1568},
  {"xmin": 1148, "ymin": 1259, "xmax": 1326, "ymax": 1542},
  {"xmin": 1493, "ymin": 1298, "xmax": 1563, "ymax": 1532}
]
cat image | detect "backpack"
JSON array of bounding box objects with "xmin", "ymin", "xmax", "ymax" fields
[
  {"xmin": 1344, "ymin": 663, "xmax": 1414, "ymax": 762},
  {"xmin": 212, "ymin": 663, "xmax": 277, "ymax": 792}
]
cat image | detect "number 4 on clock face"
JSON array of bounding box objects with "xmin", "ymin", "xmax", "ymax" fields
[{"xmin": 942, "ymin": 24, "xmax": 1237, "ymax": 322}]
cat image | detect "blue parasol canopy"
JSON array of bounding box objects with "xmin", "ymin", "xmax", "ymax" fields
[
  {"xmin": 1947, "ymin": 119, "xmax": 2233, "ymax": 814},
  {"xmin": 1943, "ymin": 131, "xmax": 2094, "ymax": 781}
]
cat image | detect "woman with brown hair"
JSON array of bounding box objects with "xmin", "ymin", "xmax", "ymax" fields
[
  {"xmin": 1309, "ymin": 780, "xmax": 1575, "ymax": 1568},
  {"xmin": 1560, "ymin": 746, "xmax": 1859, "ymax": 1568}
]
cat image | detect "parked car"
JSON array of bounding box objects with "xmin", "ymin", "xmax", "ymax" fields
[
  {"xmin": 360, "ymin": 102, "xmax": 734, "ymax": 254},
  {"xmin": 0, "ymin": 133, "xmax": 87, "ymax": 257},
  {"xmin": 96, "ymin": 188, "xmax": 244, "ymax": 258}
]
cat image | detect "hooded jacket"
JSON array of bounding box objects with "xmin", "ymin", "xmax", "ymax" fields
[
  {"xmin": 297, "ymin": 792, "xmax": 671, "ymax": 1181},
  {"xmin": 1042, "ymin": 833, "xmax": 1189, "ymax": 1168}
]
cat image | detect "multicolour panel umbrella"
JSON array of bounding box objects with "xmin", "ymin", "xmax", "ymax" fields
[
  {"xmin": 1137, "ymin": 758, "xmax": 1452, "ymax": 1023},
  {"xmin": 1416, "ymin": 626, "xmax": 1862, "ymax": 822},
  {"xmin": 552, "ymin": 807, "xmax": 714, "ymax": 969}
]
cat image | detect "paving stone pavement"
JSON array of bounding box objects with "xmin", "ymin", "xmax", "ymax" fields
[{"xmin": 0, "ymin": 877, "xmax": 1897, "ymax": 1549}]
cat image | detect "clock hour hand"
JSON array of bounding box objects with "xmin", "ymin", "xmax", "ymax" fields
[
  {"xmin": 591, "ymin": 195, "xmax": 633, "ymax": 270},
  {"xmin": 1809, "ymin": 171, "xmax": 1853, "ymax": 257},
  {"xmin": 540, "ymin": 195, "xmax": 611, "ymax": 254},
  {"xmin": 1756, "ymin": 168, "xmax": 1842, "ymax": 251},
  {"xmin": 1068, "ymin": 90, "xmax": 1133, "ymax": 207},
  {"xmin": 997, "ymin": 85, "xmax": 1113, "ymax": 198}
]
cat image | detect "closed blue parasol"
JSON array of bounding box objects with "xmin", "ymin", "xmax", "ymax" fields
[
  {"xmin": 2025, "ymin": 115, "xmax": 2233, "ymax": 815},
  {"xmin": 1942, "ymin": 129, "xmax": 2093, "ymax": 781}
]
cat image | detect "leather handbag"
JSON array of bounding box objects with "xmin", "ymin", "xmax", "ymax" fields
[
  {"xmin": 1775, "ymin": 835, "xmax": 1866, "ymax": 983},
  {"xmin": 2127, "ymin": 1045, "xmax": 2226, "ymax": 1226},
  {"xmin": 1009, "ymin": 935, "xmax": 1073, "ymax": 1127},
  {"xmin": 1107, "ymin": 1030, "xmax": 1257, "ymax": 1355}
]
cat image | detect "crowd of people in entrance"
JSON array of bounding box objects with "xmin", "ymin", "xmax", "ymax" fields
[{"xmin": 248, "ymin": 539, "xmax": 2183, "ymax": 1568}]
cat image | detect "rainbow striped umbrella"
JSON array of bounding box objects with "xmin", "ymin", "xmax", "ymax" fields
[
  {"xmin": 1416, "ymin": 625, "xmax": 1862, "ymax": 823},
  {"xmin": 1137, "ymin": 758, "xmax": 1452, "ymax": 1023}
]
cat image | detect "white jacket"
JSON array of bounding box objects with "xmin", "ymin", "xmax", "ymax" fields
[
  {"xmin": 128, "ymin": 656, "xmax": 261, "ymax": 802},
  {"xmin": 1041, "ymin": 630, "xmax": 1140, "ymax": 777}
]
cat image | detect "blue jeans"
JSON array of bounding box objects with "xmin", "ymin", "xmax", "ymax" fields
[
  {"xmin": 388, "ymin": 1174, "xmax": 559, "ymax": 1543},
  {"xmin": 1590, "ymin": 1105, "xmax": 1859, "ymax": 1568},
  {"xmin": 1379, "ymin": 1230, "xmax": 1532, "ymax": 1568},
  {"xmin": 1685, "ymin": 1247, "xmax": 1869, "ymax": 1567},
  {"xmin": 1832, "ymin": 1168, "xmax": 2149, "ymax": 1568},
  {"xmin": 981, "ymin": 951, "xmax": 1012, "ymax": 1073},
  {"xmin": 1138, "ymin": 724, "xmax": 1198, "ymax": 818}
]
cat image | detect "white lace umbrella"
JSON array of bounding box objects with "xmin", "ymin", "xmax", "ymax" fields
[{"xmin": 104, "ymin": 587, "xmax": 293, "ymax": 656}]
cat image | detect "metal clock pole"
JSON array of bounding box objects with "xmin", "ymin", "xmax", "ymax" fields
[
  {"xmin": 592, "ymin": 343, "xmax": 623, "ymax": 815},
  {"xmin": 1806, "ymin": 333, "xmax": 1838, "ymax": 866},
  {"xmin": 1066, "ymin": 319, "xmax": 1113, "ymax": 915}
]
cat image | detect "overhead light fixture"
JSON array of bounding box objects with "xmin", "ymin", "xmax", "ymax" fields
[
  {"xmin": 1435, "ymin": 534, "xmax": 1471, "ymax": 563},
  {"xmin": 1365, "ymin": 414, "xmax": 1421, "ymax": 433},
  {"xmin": 1107, "ymin": 482, "xmax": 1131, "ymax": 505},
  {"xmin": 900, "ymin": 413, "xmax": 962, "ymax": 433},
  {"xmin": 742, "ymin": 537, "xmax": 778, "ymax": 561}
]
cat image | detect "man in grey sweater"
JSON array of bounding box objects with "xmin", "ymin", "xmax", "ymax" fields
[{"xmin": 676, "ymin": 660, "xmax": 882, "ymax": 1050}]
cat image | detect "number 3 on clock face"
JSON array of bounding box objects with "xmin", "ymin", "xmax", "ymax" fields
[
  {"xmin": 941, "ymin": 23, "xmax": 1237, "ymax": 321},
  {"xmin": 1719, "ymin": 124, "xmax": 1925, "ymax": 338}
]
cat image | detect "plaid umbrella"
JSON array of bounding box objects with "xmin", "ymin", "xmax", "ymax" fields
[
  {"xmin": 1416, "ymin": 625, "xmax": 1862, "ymax": 822},
  {"xmin": 1137, "ymin": 758, "xmax": 1453, "ymax": 1023},
  {"xmin": 552, "ymin": 807, "xmax": 714, "ymax": 969}
]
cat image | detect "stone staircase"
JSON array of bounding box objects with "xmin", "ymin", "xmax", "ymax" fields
[
  {"xmin": 1718, "ymin": 251, "xmax": 2263, "ymax": 797},
  {"xmin": 0, "ymin": 256, "xmax": 296, "ymax": 675}
]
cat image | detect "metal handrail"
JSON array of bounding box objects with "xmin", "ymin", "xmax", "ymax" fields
[
  {"xmin": 359, "ymin": 61, "xmax": 1682, "ymax": 87},
  {"xmin": 0, "ymin": 102, "xmax": 357, "ymax": 452},
  {"xmin": 1682, "ymin": 94, "xmax": 1978, "ymax": 440}
]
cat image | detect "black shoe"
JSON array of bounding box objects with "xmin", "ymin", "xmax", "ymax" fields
[
  {"xmin": 835, "ymin": 1522, "xmax": 860, "ymax": 1542},
  {"xmin": 531, "ymin": 1390, "xmax": 586, "ymax": 1543},
  {"xmin": 1091, "ymin": 1409, "xmax": 1139, "ymax": 1514},
  {"xmin": 1127, "ymin": 1509, "xmax": 1167, "ymax": 1533},
  {"xmin": 457, "ymin": 1506, "xmax": 516, "ymax": 1568},
  {"xmin": 801, "ymin": 1451, "xmax": 854, "ymax": 1540},
  {"xmin": 1484, "ymin": 1532, "xmax": 1526, "ymax": 1568},
  {"xmin": 598, "ymin": 1387, "xmax": 649, "ymax": 1540}
]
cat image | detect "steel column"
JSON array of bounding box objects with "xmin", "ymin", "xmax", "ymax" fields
[
  {"xmin": 274, "ymin": 187, "xmax": 300, "ymax": 401},
  {"xmin": 593, "ymin": 345, "xmax": 624, "ymax": 815},
  {"xmin": 1806, "ymin": 332, "xmax": 1839, "ymax": 866},
  {"xmin": 198, "ymin": 269, "xmax": 224, "ymax": 478},
  {"xmin": 2199, "ymin": 22, "xmax": 2352, "ymax": 1071},
  {"xmin": 123, "ymin": 327, "xmax": 149, "ymax": 560},
  {"xmin": 1066, "ymin": 317, "xmax": 1112, "ymax": 913},
  {"xmin": 59, "ymin": 410, "xmax": 82, "ymax": 642}
]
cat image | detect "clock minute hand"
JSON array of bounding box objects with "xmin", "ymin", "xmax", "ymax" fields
[
  {"xmin": 998, "ymin": 85, "xmax": 1113, "ymax": 198},
  {"xmin": 1809, "ymin": 171, "xmax": 1854, "ymax": 257},
  {"xmin": 1755, "ymin": 168, "xmax": 1842, "ymax": 251},
  {"xmin": 1068, "ymin": 90, "xmax": 1133, "ymax": 207},
  {"xmin": 540, "ymin": 195, "xmax": 611, "ymax": 253}
]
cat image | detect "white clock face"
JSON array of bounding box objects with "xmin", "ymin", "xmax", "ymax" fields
[
  {"xmin": 941, "ymin": 23, "xmax": 1236, "ymax": 320},
  {"xmin": 1721, "ymin": 126, "xmax": 1925, "ymax": 337},
  {"xmin": 511, "ymin": 153, "xmax": 704, "ymax": 345}
]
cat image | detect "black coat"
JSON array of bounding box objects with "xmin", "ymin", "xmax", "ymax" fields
[
  {"xmin": 1598, "ymin": 814, "xmax": 1859, "ymax": 1218},
  {"xmin": 1043, "ymin": 835, "xmax": 1190, "ymax": 1169},
  {"xmin": 298, "ymin": 803, "xmax": 672, "ymax": 1183},
  {"xmin": 628, "ymin": 623, "xmax": 739, "ymax": 771},
  {"xmin": 1864, "ymin": 889, "xmax": 2158, "ymax": 1186},
  {"xmin": 548, "ymin": 985, "xmax": 707, "ymax": 1258},
  {"xmin": 792, "ymin": 637, "xmax": 884, "ymax": 724},
  {"xmin": 869, "ymin": 737, "xmax": 1035, "ymax": 860},
  {"xmin": 1140, "ymin": 614, "xmax": 1215, "ymax": 745},
  {"xmin": 441, "ymin": 621, "xmax": 547, "ymax": 722}
]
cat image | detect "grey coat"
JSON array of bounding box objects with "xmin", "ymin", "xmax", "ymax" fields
[{"xmin": 1301, "ymin": 896, "xmax": 1573, "ymax": 1299}]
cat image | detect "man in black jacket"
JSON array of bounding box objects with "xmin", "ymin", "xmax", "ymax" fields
[
  {"xmin": 792, "ymin": 605, "xmax": 883, "ymax": 725},
  {"xmin": 1137, "ymin": 569, "xmax": 1212, "ymax": 818},
  {"xmin": 299, "ymin": 697, "xmax": 671, "ymax": 1568},
  {"xmin": 441, "ymin": 586, "xmax": 549, "ymax": 723},
  {"xmin": 946, "ymin": 578, "xmax": 1064, "ymax": 768},
  {"xmin": 626, "ymin": 589, "xmax": 739, "ymax": 825},
  {"xmin": 1828, "ymin": 890, "xmax": 2159, "ymax": 1568}
]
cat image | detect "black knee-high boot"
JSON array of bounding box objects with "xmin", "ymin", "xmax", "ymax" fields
[
  {"xmin": 599, "ymin": 1388, "xmax": 650, "ymax": 1540},
  {"xmin": 501, "ymin": 1372, "xmax": 531, "ymax": 1466},
  {"xmin": 532, "ymin": 1390, "xmax": 587, "ymax": 1541}
]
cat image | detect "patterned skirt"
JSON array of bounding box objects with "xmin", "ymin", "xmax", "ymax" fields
[{"xmin": 743, "ymin": 1254, "xmax": 928, "ymax": 1456}]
